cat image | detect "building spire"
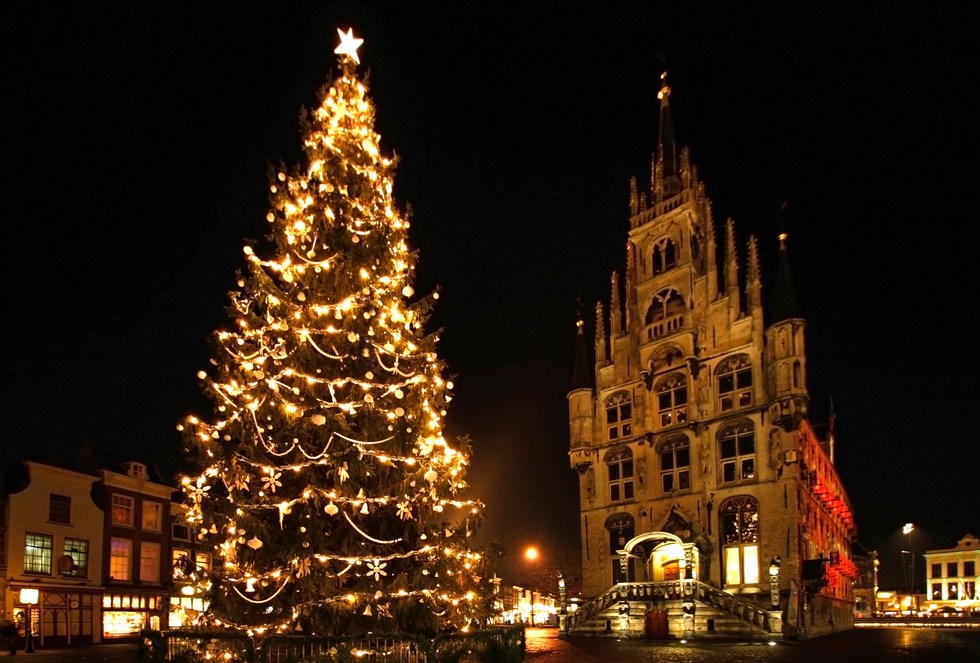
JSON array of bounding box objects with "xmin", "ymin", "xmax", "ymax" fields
[
  {"xmin": 769, "ymin": 199, "xmax": 800, "ymax": 324},
  {"xmin": 571, "ymin": 295, "xmax": 594, "ymax": 391},
  {"xmin": 655, "ymin": 71, "xmax": 681, "ymax": 200}
]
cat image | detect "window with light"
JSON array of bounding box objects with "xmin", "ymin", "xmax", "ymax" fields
[
  {"xmin": 140, "ymin": 541, "xmax": 161, "ymax": 583},
  {"xmin": 658, "ymin": 435, "xmax": 690, "ymax": 493},
  {"xmin": 720, "ymin": 496, "xmax": 760, "ymax": 588},
  {"xmin": 110, "ymin": 537, "xmax": 133, "ymax": 581},
  {"xmin": 141, "ymin": 501, "xmax": 163, "ymax": 531},
  {"xmin": 24, "ymin": 532, "xmax": 53, "ymax": 575},
  {"xmin": 717, "ymin": 354, "xmax": 753, "ymax": 411},
  {"xmin": 111, "ymin": 495, "xmax": 135, "ymax": 527},
  {"xmin": 719, "ymin": 420, "xmax": 756, "ymax": 484},
  {"xmin": 605, "ymin": 447, "xmax": 634, "ymax": 503},
  {"xmin": 656, "ymin": 373, "xmax": 688, "ymax": 427},
  {"xmin": 63, "ymin": 537, "xmax": 89, "ymax": 578},
  {"xmin": 605, "ymin": 391, "xmax": 632, "ymax": 441}
]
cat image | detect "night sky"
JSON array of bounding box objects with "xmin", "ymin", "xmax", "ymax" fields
[{"xmin": 4, "ymin": 3, "xmax": 977, "ymax": 590}]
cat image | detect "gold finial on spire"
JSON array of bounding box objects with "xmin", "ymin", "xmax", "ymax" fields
[{"xmin": 658, "ymin": 71, "xmax": 671, "ymax": 100}]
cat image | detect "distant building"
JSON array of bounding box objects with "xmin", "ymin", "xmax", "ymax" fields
[
  {"xmin": 923, "ymin": 534, "xmax": 979, "ymax": 614},
  {"xmin": 566, "ymin": 73, "xmax": 859, "ymax": 640}
]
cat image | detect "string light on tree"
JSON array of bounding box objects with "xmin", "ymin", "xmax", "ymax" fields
[{"xmin": 176, "ymin": 27, "xmax": 489, "ymax": 641}]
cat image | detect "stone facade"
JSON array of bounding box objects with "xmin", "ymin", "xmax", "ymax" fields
[{"xmin": 567, "ymin": 75, "xmax": 856, "ymax": 638}]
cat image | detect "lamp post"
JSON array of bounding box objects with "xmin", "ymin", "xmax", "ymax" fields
[
  {"xmin": 903, "ymin": 523, "xmax": 915, "ymax": 612},
  {"xmin": 557, "ymin": 572, "xmax": 568, "ymax": 635},
  {"xmin": 769, "ymin": 556, "xmax": 782, "ymax": 608},
  {"xmin": 19, "ymin": 587, "xmax": 38, "ymax": 654},
  {"xmin": 768, "ymin": 556, "xmax": 783, "ymax": 634}
]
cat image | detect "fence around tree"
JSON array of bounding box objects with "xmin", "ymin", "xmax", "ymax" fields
[{"xmin": 139, "ymin": 625, "xmax": 525, "ymax": 663}]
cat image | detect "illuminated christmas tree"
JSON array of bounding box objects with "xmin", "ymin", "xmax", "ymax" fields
[{"xmin": 177, "ymin": 28, "xmax": 487, "ymax": 637}]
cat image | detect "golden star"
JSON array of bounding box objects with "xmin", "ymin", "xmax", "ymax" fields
[{"xmin": 334, "ymin": 27, "xmax": 364, "ymax": 64}]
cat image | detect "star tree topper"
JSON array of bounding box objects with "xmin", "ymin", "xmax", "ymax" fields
[{"xmin": 335, "ymin": 27, "xmax": 364, "ymax": 64}]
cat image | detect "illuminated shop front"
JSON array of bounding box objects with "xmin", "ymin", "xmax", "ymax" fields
[
  {"xmin": 102, "ymin": 592, "xmax": 166, "ymax": 639},
  {"xmin": 9, "ymin": 585, "xmax": 102, "ymax": 648}
]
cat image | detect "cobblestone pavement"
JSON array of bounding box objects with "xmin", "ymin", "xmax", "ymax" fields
[
  {"xmin": 524, "ymin": 625, "xmax": 980, "ymax": 662},
  {"xmin": 11, "ymin": 627, "xmax": 980, "ymax": 662}
]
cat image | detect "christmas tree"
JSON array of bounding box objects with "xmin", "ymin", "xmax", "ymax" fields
[{"xmin": 177, "ymin": 28, "xmax": 487, "ymax": 638}]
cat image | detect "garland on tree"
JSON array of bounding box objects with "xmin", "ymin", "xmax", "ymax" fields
[{"xmin": 177, "ymin": 27, "xmax": 489, "ymax": 639}]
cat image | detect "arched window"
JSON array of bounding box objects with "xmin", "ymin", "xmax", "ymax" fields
[
  {"xmin": 604, "ymin": 391, "xmax": 632, "ymax": 441},
  {"xmin": 719, "ymin": 420, "xmax": 756, "ymax": 484},
  {"xmin": 652, "ymin": 238, "xmax": 677, "ymax": 276},
  {"xmin": 645, "ymin": 289, "xmax": 685, "ymax": 325},
  {"xmin": 656, "ymin": 374, "xmax": 688, "ymax": 427},
  {"xmin": 604, "ymin": 447, "xmax": 634, "ymax": 503},
  {"xmin": 717, "ymin": 354, "xmax": 753, "ymax": 411},
  {"xmin": 720, "ymin": 496, "xmax": 760, "ymax": 588},
  {"xmin": 605, "ymin": 513, "xmax": 635, "ymax": 584},
  {"xmin": 658, "ymin": 435, "xmax": 690, "ymax": 494}
]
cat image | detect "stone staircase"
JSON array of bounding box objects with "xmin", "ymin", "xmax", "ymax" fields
[{"xmin": 565, "ymin": 579, "xmax": 783, "ymax": 640}]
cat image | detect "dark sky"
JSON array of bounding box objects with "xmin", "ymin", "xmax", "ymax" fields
[{"xmin": 4, "ymin": 3, "xmax": 977, "ymax": 589}]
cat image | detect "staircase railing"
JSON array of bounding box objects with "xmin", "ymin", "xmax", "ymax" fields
[{"xmin": 566, "ymin": 580, "xmax": 782, "ymax": 634}]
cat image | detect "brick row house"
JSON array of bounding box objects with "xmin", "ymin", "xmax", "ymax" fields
[{"xmin": 0, "ymin": 459, "xmax": 208, "ymax": 649}]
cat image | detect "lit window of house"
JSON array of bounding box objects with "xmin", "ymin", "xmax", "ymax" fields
[
  {"xmin": 140, "ymin": 541, "xmax": 161, "ymax": 583},
  {"xmin": 63, "ymin": 537, "xmax": 89, "ymax": 578},
  {"xmin": 24, "ymin": 533, "xmax": 53, "ymax": 575},
  {"xmin": 110, "ymin": 537, "xmax": 133, "ymax": 581},
  {"xmin": 605, "ymin": 447, "xmax": 634, "ymax": 503},
  {"xmin": 717, "ymin": 354, "xmax": 753, "ymax": 411},
  {"xmin": 720, "ymin": 496, "xmax": 760, "ymax": 588},
  {"xmin": 656, "ymin": 374, "xmax": 688, "ymax": 427},
  {"xmin": 719, "ymin": 420, "xmax": 756, "ymax": 484},
  {"xmin": 112, "ymin": 495, "xmax": 135, "ymax": 526},
  {"xmin": 658, "ymin": 435, "xmax": 690, "ymax": 494},
  {"xmin": 142, "ymin": 501, "xmax": 163, "ymax": 531},
  {"xmin": 604, "ymin": 391, "xmax": 632, "ymax": 441}
]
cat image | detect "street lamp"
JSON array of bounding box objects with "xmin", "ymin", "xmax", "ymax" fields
[
  {"xmin": 19, "ymin": 587, "xmax": 38, "ymax": 654},
  {"xmin": 903, "ymin": 523, "xmax": 915, "ymax": 611},
  {"xmin": 769, "ymin": 556, "xmax": 782, "ymax": 608}
]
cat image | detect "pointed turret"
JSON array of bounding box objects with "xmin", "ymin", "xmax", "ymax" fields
[
  {"xmin": 571, "ymin": 297, "xmax": 594, "ymax": 391},
  {"xmin": 653, "ymin": 71, "xmax": 682, "ymax": 202},
  {"xmin": 764, "ymin": 200, "xmax": 809, "ymax": 428},
  {"xmin": 769, "ymin": 200, "xmax": 799, "ymax": 324}
]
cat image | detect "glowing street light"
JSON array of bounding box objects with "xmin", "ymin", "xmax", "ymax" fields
[
  {"xmin": 903, "ymin": 523, "xmax": 915, "ymax": 609},
  {"xmin": 19, "ymin": 587, "xmax": 38, "ymax": 654}
]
